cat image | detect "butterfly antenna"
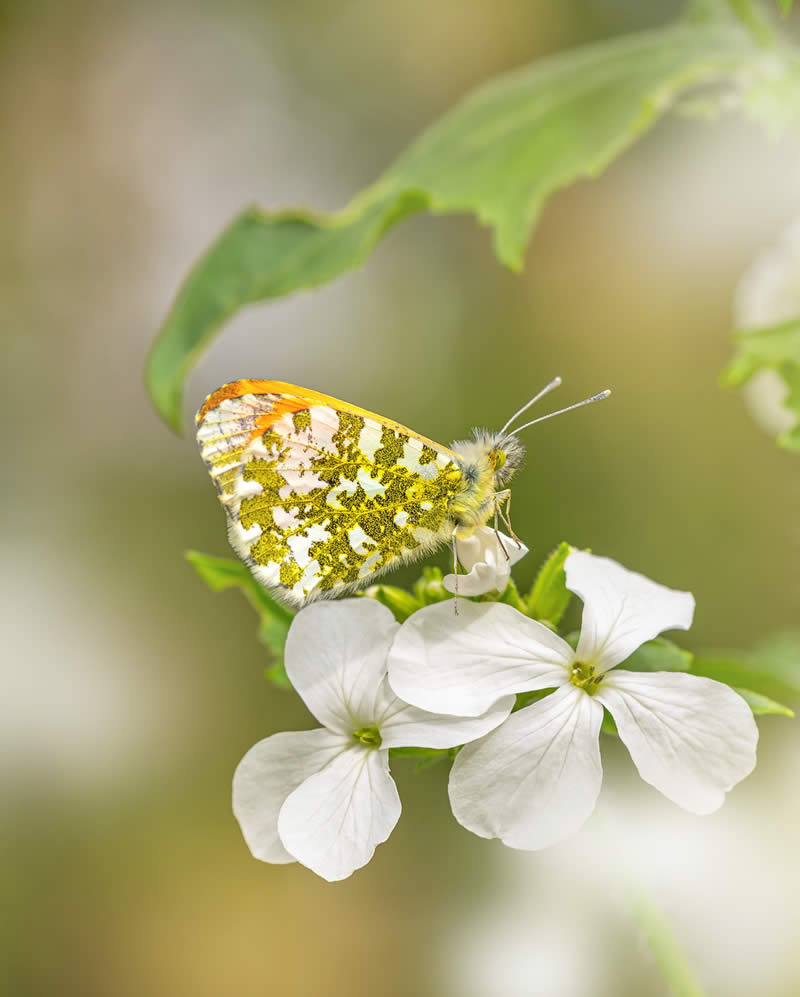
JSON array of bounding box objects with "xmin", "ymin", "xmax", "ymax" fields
[
  {"xmin": 511, "ymin": 389, "xmax": 612, "ymax": 434},
  {"xmin": 499, "ymin": 377, "xmax": 562, "ymax": 436}
]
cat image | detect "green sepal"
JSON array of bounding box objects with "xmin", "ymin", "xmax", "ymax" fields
[
  {"xmin": 361, "ymin": 584, "xmax": 422, "ymax": 622},
  {"xmin": 185, "ymin": 550, "xmax": 294, "ymax": 689},
  {"xmin": 526, "ymin": 542, "xmax": 576, "ymax": 626},
  {"xmin": 618, "ymin": 637, "xmax": 693, "ymax": 673},
  {"xmin": 496, "ymin": 577, "xmax": 529, "ymax": 614},
  {"xmin": 412, "ymin": 566, "xmax": 451, "ymax": 607},
  {"xmin": 476, "ymin": 576, "xmax": 529, "ymax": 613}
]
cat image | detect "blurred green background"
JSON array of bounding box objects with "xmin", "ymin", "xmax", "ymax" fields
[{"xmin": 3, "ymin": 0, "xmax": 799, "ymax": 994}]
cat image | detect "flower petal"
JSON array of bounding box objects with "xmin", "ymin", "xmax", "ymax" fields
[
  {"xmin": 232, "ymin": 728, "xmax": 348, "ymax": 864},
  {"xmin": 443, "ymin": 561, "xmax": 500, "ymax": 598},
  {"xmin": 596, "ymin": 671, "xmax": 758, "ymax": 814},
  {"xmin": 388, "ymin": 600, "xmax": 573, "ymax": 717},
  {"xmin": 375, "ymin": 676, "xmax": 514, "ymax": 749},
  {"xmin": 449, "ymin": 685, "xmax": 604, "ymax": 850},
  {"xmin": 566, "ymin": 551, "xmax": 695, "ymax": 673},
  {"xmin": 443, "ymin": 526, "xmax": 528, "ymax": 596},
  {"xmin": 277, "ymin": 746, "xmax": 401, "ymax": 881},
  {"xmin": 284, "ymin": 599, "xmax": 398, "ymax": 733}
]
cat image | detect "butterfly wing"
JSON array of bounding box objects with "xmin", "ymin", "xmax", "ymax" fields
[{"xmin": 196, "ymin": 380, "xmax": 466, "ymax": 606}]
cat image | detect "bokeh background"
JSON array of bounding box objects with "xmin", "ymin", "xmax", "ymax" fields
[{"xmin": 3, "ymin": 0, "xmax": 799, "ymax": 994}]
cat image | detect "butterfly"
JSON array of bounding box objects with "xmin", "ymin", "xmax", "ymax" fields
[{"xmin": 196, "ymin": 378, "xmax": 609, "ymax": 607}]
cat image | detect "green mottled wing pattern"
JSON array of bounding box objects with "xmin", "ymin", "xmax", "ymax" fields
[{"xmin": 200, "ymin": 390, "xmax": 466, "ymax": 606}]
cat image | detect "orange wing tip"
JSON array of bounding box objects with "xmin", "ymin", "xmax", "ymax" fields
[
  {"xmin": 196, "ymin": 380, "xmax": 276, "ymax": 424},
  {"xmin": 196, "ymin": 381, "xmax": 318, "ymax": 441}
]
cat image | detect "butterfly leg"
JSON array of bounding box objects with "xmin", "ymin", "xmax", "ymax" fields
[
  {"xmin": 493, "ymin": 497, "xmax": 510, "ymax": 561},
  {"xmin": 451, "ymin": 525, "xmax": 460, "ymax": 616},
  {"xmin": 496, "ymin": 489, "xmax": 522, "ymax": 548}
]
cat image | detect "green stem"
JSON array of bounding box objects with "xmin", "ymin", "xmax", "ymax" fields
[{"xmin": 629, "ymin": 888, "xmax": 708, "ymax": 997}]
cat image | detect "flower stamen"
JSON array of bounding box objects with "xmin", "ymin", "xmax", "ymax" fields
[
  {"xmin": 570, "ymin": 661, "xmax": 603, "ymax": 695},
  {"xmin": 352, "ymin": 725, "xmax": 382, "ymax": 749}
]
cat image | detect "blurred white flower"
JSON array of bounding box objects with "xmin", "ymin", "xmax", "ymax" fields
[
  {"xmin": 388, "ymin": 552, "xmax": 758, "ymax": 851},
  {"xmin": 443, "ymin": 526, "xmax": 528, "ymax": 597},
  {"xmin": 735, "ymin": 219, "xmax": 800, "ymax": 438},
  {"xmin": 233, "ymin": 599, "xmax": 513, "ymax": 881}
]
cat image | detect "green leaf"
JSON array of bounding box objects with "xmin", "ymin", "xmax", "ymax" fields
[
  {"xmin": 263, "ymin": 657, "xmax": 292, "ymax": 690},
  {"xmin": 619, "ymin": 637, "xmax": 693, "ymax": 673},
  {"xmin": 185, "ymin": 549, "xmax": 294, "ymax": 624},
  {"xmin": 388, "ymin": 746, "xmax": 452, "ymax": 770},
  {"xmin": 724, "ymin": 0, "xmax": 776, "ymax": 43},
  {"xmin": 691, "ymin": 656, "xmax": 785, "ymax": 696},
  {"xmin": 148, "ymin": 197, "xmax": 422, "ymax": 432},
  {"xmin": 514, "ymin": 688, "xmax": 557, "ymax": 711},
  {"xmin": 752, "ymin": 629, "xmax": 800, "ymax": 684},
  {"xmin": 691, "ymin": 632, "xmax": 800, "ymax": 704},
  {"xmin": 734, "ymin": 687, "xmax": 794, "ymax": 717},
  {"xmin": 527, "ymin": 542, "xmax": 575, "ymax": 625},
  {"xmin": 779, "ymin": 363, "xmax": 800, "ymax": 451},
  {"xmin": 723, "ymin": 318, "xmax": 800, "ymax": 450},
  {"xmin": 149, "ymin": 17, "xmax": 762, "ymax": 431},
  {"xmin": 563, "ymin": 630, "xmax": 580, "ymax": 650},
  {"xmin": 185, "ymin": 550, "xmax": 294, "ymax": 688},
  {"xmin": 601, "ymin": 709, "xmax": 619, "ymax": 737},
  {"xmin": 725, "ymin": 318, "xmax": 800, "ymax": 382},
  {"xmin": 629, "ymin": 889, "xmax": 708, "ymax": 997}
]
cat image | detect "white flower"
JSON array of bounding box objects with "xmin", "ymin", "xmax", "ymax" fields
[
  {"xmin": 443, "ymin": 526, "xmax": 528, "ymax": 597},
  {"xmin": 735, "ymin": 218, "xmax": 800, "ymax": 438},
  {"xmin": 233, "ymin": 598, "xmax": 514, "ymax": 881},
  {"xmin": 388, "ymin": 552, "xmax": 758, "ymax": 851}
]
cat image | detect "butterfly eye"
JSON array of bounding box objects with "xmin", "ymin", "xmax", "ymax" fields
[{"xmin": 491, "ymin": 450, "xmax": 507, "ymax": 471}]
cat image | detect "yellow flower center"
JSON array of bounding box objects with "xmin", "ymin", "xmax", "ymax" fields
[
  {"xmin": 352, "ymin": 725, "xmax": 382, "ymax": 748},
  {"xmin": 570, "ymin": 661, "xmax": 603, "ymax": 695}
]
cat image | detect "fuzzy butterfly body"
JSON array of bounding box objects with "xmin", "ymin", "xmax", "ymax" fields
[{"xmin": 196, "ymin": 380, "xmax": 524, "ymax": 607}]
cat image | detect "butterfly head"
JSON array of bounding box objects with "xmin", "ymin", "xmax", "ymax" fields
[
  {"xmin": 483, "ymin": 430, "xmax": 525, "ymax": 488},
  {"xmin": 450, "ymin": 429, "xmax": 525, "ymax": 493}
]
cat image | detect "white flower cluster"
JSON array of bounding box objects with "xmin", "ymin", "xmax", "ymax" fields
[{"xmin": 234, "ymin": 537, "xmax": 758, "ymax": 881}]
